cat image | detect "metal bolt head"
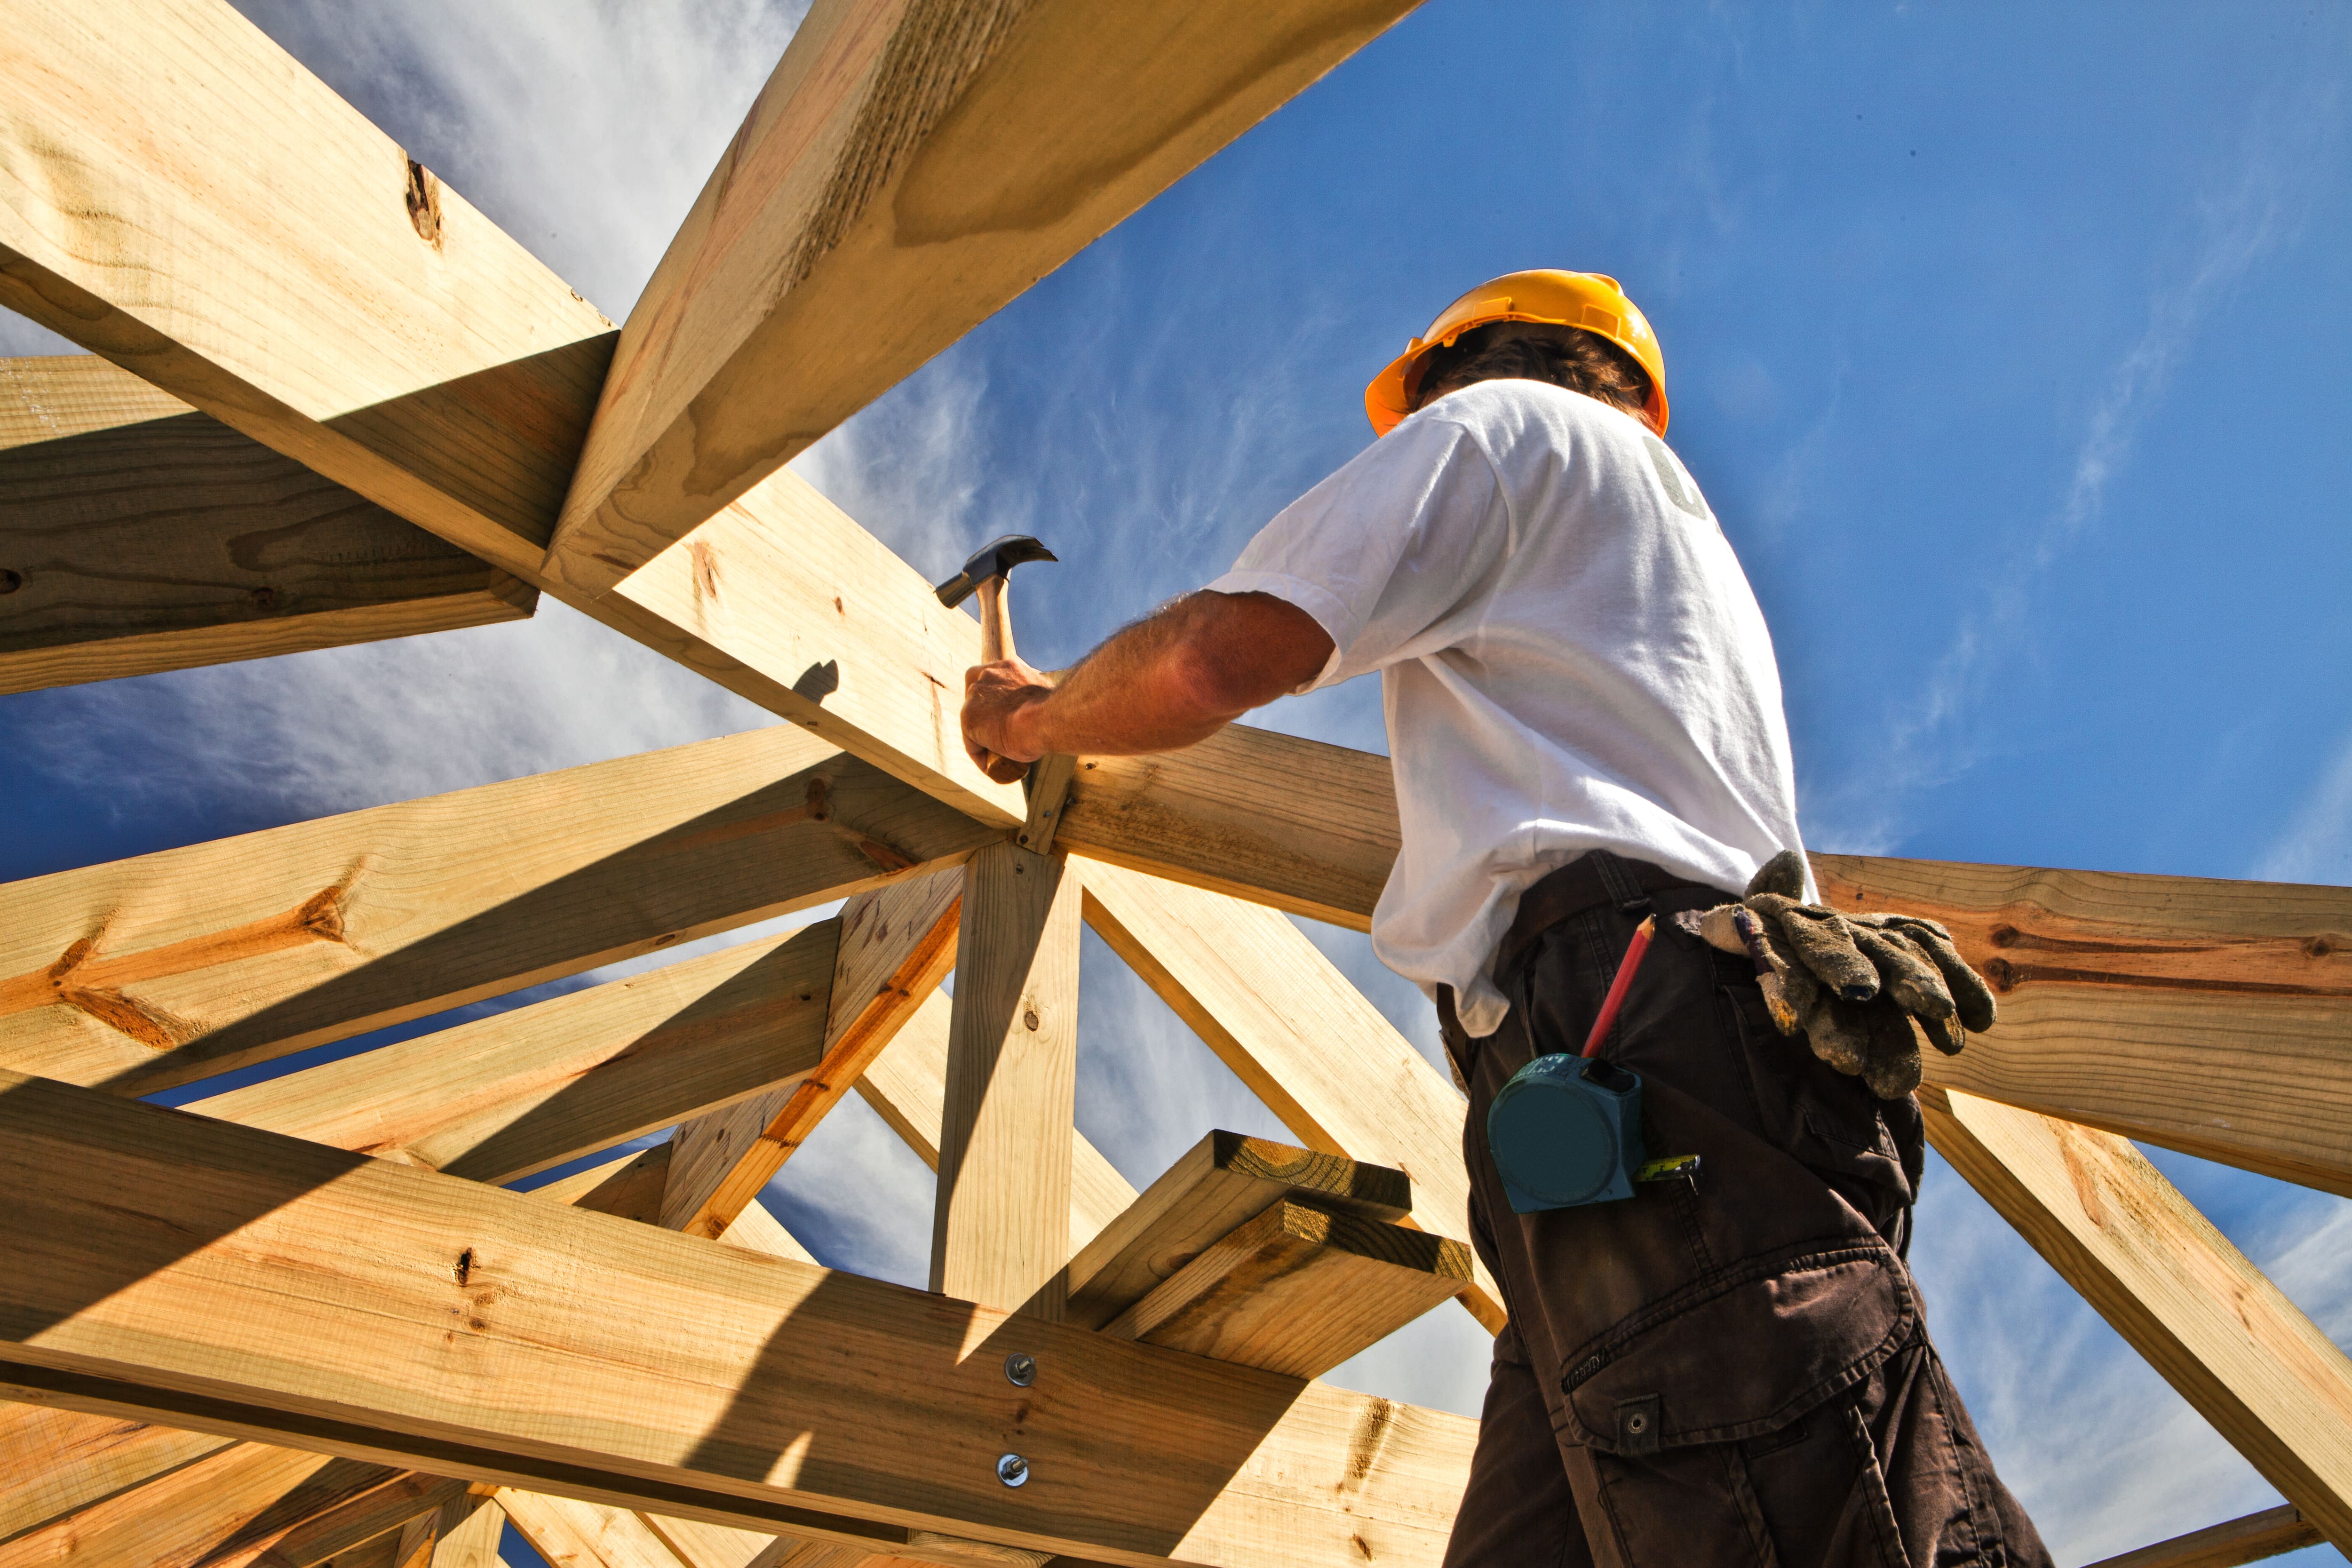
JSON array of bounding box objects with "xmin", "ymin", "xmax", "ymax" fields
[
  {"xmin": 1003, "ymin": 1352, "xmax": 1037, "ymax": 1387},
  {"xmin": 997, "ymin": 1452, "xmax": 1030, "ymax": 1488}
]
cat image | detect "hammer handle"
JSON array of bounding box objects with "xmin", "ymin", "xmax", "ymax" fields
[{"xmin": 976, "ymin": 575, "xmax": 1017, "ymax": 664}]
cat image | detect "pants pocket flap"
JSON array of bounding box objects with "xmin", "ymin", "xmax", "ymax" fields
[{"xmin": 1559, "ymin": 1242, "xmax": 1916, "ymax": 1454}]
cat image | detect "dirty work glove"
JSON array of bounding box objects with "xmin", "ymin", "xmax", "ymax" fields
[{"xmin": 1677, "ymin": 850, "xmax": 1998, "ymax": 1100}]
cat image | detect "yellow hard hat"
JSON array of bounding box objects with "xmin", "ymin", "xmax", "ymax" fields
[{"xmin": 1364, "ymin": 269, "xmax": 1669, "ymax": 437}]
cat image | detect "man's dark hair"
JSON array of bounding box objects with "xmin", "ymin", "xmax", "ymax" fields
[{"xmin": 1410, "ymin": 322, "xmax": 1653, "ymax": 421}]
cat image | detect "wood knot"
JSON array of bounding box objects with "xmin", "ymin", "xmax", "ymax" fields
[
  {"xmin": 404, "ymin": 157, "xmax": 443, "ymax": 247},
  {"xmin": 1987, "ymin": 924, "xmax": 2019, "ymax": 948},
  {"xmin": 453, "ymin": 1248, "xmax": 475, "ymax": 1285},
  {"xmin": 1983, "ymin": 956, "xmax": 2018, "ymax": 993},
  {"xmin": 0, "ymin": 569, "xmax": 21, "ymax": 594},
  {"xmin": 246, "ymin": 585, "xmax": 279, "ymax": 613},
  {"xmin": 803, "ymin": 776, "xmax": 833, "ymax": 822},
  {"xmin": 2306, "ymin": 934, "xmax": 2340, "ymax": 959}
]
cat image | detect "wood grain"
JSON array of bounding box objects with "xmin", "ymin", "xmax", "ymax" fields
[
  {"xmin": 0, "ymin": 1069, "xmax": 1475, "ymax": 1568},
  {"xmin": 1822, "ymin": 855, "xmax": 2352, "ymax": 1195},
  {"xmin": 2081, "ymin": 1505, "xmax": 2321, "ymax": 1568},
  {"xmin": 1104, "ymin": 1201, "xmax": 1472, "ymax": 1380},
  {"xmin": 429, "ymin": 1495, "xmax": 508, "ymax": 1568},
  {"xmin": 220, "ymin": 1471, "xmax": 469, "ymax": 1568},
  {"xmin": 1076, "ymin": 858, "xmax": 1499, "ymax": 1330},
  {"xmin": 186, "ymin": 924, "xmax": 837, "ymax": 1185},
  {"xmin": 1058, "ymin": 730, "xmax": 1399, "ymax": 931},
  {"xmin": 0, "ymin": 0, "xmax": 615, "ymax": 575},
  {"xmin": 1064, "ymin": 1131, "xmax": 1411, "ymax": 1332},
  {"xmin": 0, "ymin": 1441, "xmax": 368, "ymax": 1568},
  {"xmin": 548, "ymin": 0, "xmax": 1422, "ymax": 593},
  {"xmin": 501, "ymin": 1491, "xmax": 690, "ymax": 1568},
  {"xmin": 856, "ymin": 987, "xmax": 1136, "ymax": 1253},
  {"xmin": 1922, "ymin": 1088, "xmax": 2352, "ymax": 1549},
  {"xmin": 665, "ymin": 868, "xmax": 965, "ymax": 1239},
  {"xmin": 933, "ymin": 845, "xmax": 1081, "ymax": 1318},
  {"xmin": 0, "ymin": 356, "xmax": 531, "ymax": 695},
  {"xmin": 0, "ymin": 0, "xmax": 1028, "ymax": 825},
  {"xmin": 0, "ymin": 724, "xmax": 991, "ymax": 1095},
  {"xmin": 0, "ymin": 1402, "xmax": 234, "ymax": 1544}
]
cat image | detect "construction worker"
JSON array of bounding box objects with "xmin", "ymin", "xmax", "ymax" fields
[{"xmin": 960, "ymin": 270, "xmax": 2050, "ymax": 1568}]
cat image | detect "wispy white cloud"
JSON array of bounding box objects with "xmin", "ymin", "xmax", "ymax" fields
[
  {"xmin": 1809, "ymin": 77, "xmax": 2341, "ymax": 856},
  {"xmin": 2252, "ymin": 723, "xmax": 2352, "ymax": 885}
]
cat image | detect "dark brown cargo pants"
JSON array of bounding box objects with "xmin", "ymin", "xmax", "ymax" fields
[{"xmin": 1437, "ymin": 852, "xmax": 2050, "ymax": 1568}]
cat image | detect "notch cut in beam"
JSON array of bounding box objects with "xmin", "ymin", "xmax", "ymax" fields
[
  {"xmin": 0, "ymin": 356, "xmax": 532, "ymax": 696},
  {"xmin": 0, "ymin": 1068, "xmax": 1475, "ymax": 1568}
]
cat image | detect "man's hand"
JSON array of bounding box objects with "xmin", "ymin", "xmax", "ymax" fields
[
  {"xmin": 956, "ymin": 590, "xmax": 1333, "ymax": 781},
  {"xmin": 963, "ymin": 656, "xmax": 1054, "ymax": 784}
]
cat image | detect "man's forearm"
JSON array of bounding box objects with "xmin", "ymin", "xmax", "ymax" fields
[{"xmin": 972, "ymin": 590, "xmax": 1334, "ymax": 765}]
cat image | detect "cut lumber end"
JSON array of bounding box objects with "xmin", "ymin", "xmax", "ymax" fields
[{"xmin": 1104, "ymin": 1199, "xmax": 1473, "ymax": 1380}]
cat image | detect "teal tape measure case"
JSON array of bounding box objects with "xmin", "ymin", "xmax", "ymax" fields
[{"xmin": 1486, "ymin": 1053, "xmax": 1645, "ymax": 1211}]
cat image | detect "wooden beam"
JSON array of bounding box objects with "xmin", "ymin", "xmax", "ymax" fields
[
  {"xmin": 1104, "ymin": 1200, "xmax": 1472, "ymax": 1380},
  {"xmin": 856, "ymin": 987, "xmax": 1136, "ymax": 1252},
  {"xmin": 663, "ymin": 869, "xmax": 964, "ymax": 1239},
  {"xmin": 0, "ymin": 724, "xmax": 992, "ymax": 1094},
  {"xmin": 0, "ymin": 355, "xmax": 532, "ymax": 695},
  {"xmin": 1057, "ymin": 731, "xmax": 1398, "ymax": 931},
  {"xmin": 185, "ymin": 924, "xmax": 838, "ymax": 1185},
  {"xmin": 215, "ymin": 1471, "xmax": 471, "ymax": 1568},
  {"xmin": 933, "ymin": 845, "xmax": 1082, "ymax": 1318},
  {"xmin": 430, "ymin": 1494, "xmax": 508, "ymax": 1568},
  {"xmin": 1075, "ymin": 857, "xmax": 1500, "ymax": 1330},
  {"xmin": 2080, "ymin": 1505, "xmax": 2323, "ymax": 1568},
  {"xmin": 0, "ymin": 1441, "xmax": 375, "ymax": 1568},
  {"xmin": 1063, "ymin": 1131, "xmax": 1409, "ymax": 1331},
  {"xmin": 1921, "ymin": 1087, "xmax": 2352, "ymax": 1550},
  {"xmin": 0, "ymin": 1402, "xmax": 234, "ymax": 1543},
  {"xmin": 501, "ymin": 1490, "xmax": 688, "ymax": 1568},
  {"xmin": 0, "ymin": 0, "xmax": 614, "ymax": 578},
  {"xmin": 545, "ymin": 0, "xmax": 1425, "ymax": 594},
  {"xmin": 1823, "ymin": 856, "xmax": 2352, "ymax": 1196},
  {"xmin": 0, "ymin": 1069, "xmax": 1475, "ymax": 1568}
]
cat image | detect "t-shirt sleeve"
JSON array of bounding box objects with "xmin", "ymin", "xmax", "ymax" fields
[{"xmin": 1203, "ymin": 415, "xmax": 1508, "ymax": 691}]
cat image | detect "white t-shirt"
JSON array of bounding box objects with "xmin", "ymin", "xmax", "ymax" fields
[{"xmin": 1206, "ymin": 379, "xmax": 1808, "ymax": 1035}]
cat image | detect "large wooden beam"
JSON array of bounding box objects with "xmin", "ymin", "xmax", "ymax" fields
[
  {"xmin": 856, "ymin": 987, "xmax": 1137, "ymax": 1251},
  {"xmin": 0, "ymin": 724, "xmax": 992, "ymax": 1094},
  {"xmin": 0, "ymin": 355, "xmax": 532, "ymax": 695},
  {"xmin": 184, "ymin": 923, "xmax": 838, "ymax": 1185},
  {"xmin": 1075, "ymin": 857, "xmax": 1500, "ymax": 1330},
  {"xmin": 1824, "ymin": 856, "xmax": 2352, "ymax": 1196},
  {"xmin": 1921, "ymin": 1088, "xmax": 2352, "ymax": 1550},
  {"xmin": 0, "ymin": 1070, "xmax": 1474, "ymax": 1568},
  {"xmin": 662, "ymin": 869, "xmax": 964, "ymax": 1239},
  {"xmin": 500, "ymin": 1490, "xmax": 689, "ymax": 1568},
  {"xmin": 546, "ymin": 0, "xmax": 1425, "ymax": 593},
  {"xmin": 933, "ymin": 845, "xmax": 1082, "ymax": 1319}
]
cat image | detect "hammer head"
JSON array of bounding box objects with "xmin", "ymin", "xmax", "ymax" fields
[{"xmin": 933, "ymin": 534, "xmax": 1058, "ymax": 609}]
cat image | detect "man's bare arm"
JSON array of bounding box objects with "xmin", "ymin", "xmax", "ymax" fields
[{"xmin": 960, "ymin": 590, "xmax": 1334, "ymax": 781}]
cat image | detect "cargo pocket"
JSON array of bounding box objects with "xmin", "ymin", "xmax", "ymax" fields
[
  {"xmin": 1723, "ymin": 984, "xmax": 1922, "ymax": 1238},
  {"xmin": 1557, "ymin": 1240, "xmax": 1918, "ymax": 1456}
]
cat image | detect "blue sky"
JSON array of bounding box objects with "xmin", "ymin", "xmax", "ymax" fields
[{"xmin": 3, "ymin": 3, "xmax": 2348, "ymax": 1564}]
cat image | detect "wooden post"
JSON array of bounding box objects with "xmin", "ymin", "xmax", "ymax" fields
[{"xmin": 931, "ymin": 844, "xmax": 1082, "ymax": 1319}]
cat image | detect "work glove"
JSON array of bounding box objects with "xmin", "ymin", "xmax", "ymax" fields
[{"xmin": 1678, "ymin": 851, "xmax": 1998, "ymax": 1100}]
